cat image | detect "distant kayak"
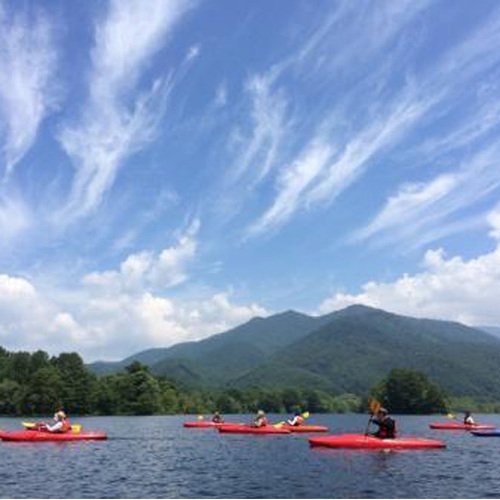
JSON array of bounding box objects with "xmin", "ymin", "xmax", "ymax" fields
[
  {"xmin": 280, "ymin": 424, "xmax": 328, "ymax": 433},
  {"xmin": 429, "ymin": 423, "xmax": 495, "ymax": 430},
  {"xmin": 0, "ymin": 431, "xmax": 107, "ymax": 442},
  {"xmin": 183, "ymin": 421, "xmax": 242, "ymax": 428},
  {"xmin": 309, "ymin": 433, "xmax": 445, "ymax": 450},
  {"xmin": 218, "ymin": 424, "xmax": 291, "ymax": 434},
  {"xmin": 470, "ymin": 429, "xmax": 500, "ymax": 437}
]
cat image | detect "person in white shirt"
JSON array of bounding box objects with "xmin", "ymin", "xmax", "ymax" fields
[
  {"xmin": 464, "ymin": 411, "xmax": 475, "ymax": 425},
  {"xmin": 44, "ymin": 411, "xmax": 70, "ymax": 432}
]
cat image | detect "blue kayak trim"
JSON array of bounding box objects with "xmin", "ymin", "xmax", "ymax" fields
[{"xmin": 471, "ymin": 429, "xmax": 500, "ymax": 437}]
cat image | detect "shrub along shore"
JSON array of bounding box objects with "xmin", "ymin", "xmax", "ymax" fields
[{"xmin": 1, "ymin": 347, "xmax": 497, "ymax": 416}]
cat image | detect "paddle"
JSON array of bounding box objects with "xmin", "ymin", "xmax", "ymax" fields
[{"xmin": 364, "ymin": 398, "xmax": 381, "ymax": 436}]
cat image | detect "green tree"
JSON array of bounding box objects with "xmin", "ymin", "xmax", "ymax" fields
[
  {"xmin": 374, "ymin": 368, "xmax": 448, "ymax": 414},
  {"xmin": 21, "ymin": 366, "xmax": 64, "ymax": 415},
  {"xmin": 118, "ymin": 363, "xmax": 163, "ymax": 414},
  {"xmin": 0, "ymin": 380, "xmax": 22, "ymax": 414}
]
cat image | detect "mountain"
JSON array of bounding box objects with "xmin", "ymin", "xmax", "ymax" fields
[
  {"xmin": 235, "ymin": 305, "xmax": 500, "ymax": 398},
  {"xmin": 89, "ymin": 310, "xmax": 330, "ymax": 382},
  {"xmin": 478, "ymin": 326, "xmax": 500, "ymax": 338},
  {"xmin": 89, "ymin": 305, "xmax": 500, "ymax": 400}
]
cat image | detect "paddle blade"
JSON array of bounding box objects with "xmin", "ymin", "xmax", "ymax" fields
[
  {"xmin": 273, "ymin": 422, "xmax": 285, "ymax": 428},
  {"xmin": 368, "ymin": 398, "xmax": 381, "ymax": 415},
  {"xmin": 447, "ymin": 413, "xmax": 456, "ymax": 420},
  {"xmin": 71, "ymin": 424, "xmax": 82, "ymax": 434},
  {"xmin": 197, "ymin": 414, "xmax": 204, "ymax": 421},
  {"xmin": 23, "ymin": 422, "xmax": 36, "ymax": 429},
  {"xmin": 301, "ymin": 411, "xmax": 310, "ymax": 419}
]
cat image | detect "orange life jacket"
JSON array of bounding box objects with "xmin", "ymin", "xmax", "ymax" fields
[{"xmin": 60, "ymin": 420, "xmax": 71, "ymax": 433}]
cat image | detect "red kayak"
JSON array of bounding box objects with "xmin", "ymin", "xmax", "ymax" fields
[
  {"xmin": 429, "ymin": 423, "xmax": 495, "ymax": 430},
  {"xmin": 0, "ymin": 431, "xmax": 107, "ymax": 442},
  {"xmin": 183, "ymin": 421, "xmax": 242, "ymax": 428},
  {"xmin": 218, "ymin": 424, "xmax": 291, "ymax": 434},
  {"xmin": 281, "ymin": 425, "xmax": 328, "ymax": 433},
  {"xmin": 309, "ymin": 433, "xmax": 445, "ymax": 450}
]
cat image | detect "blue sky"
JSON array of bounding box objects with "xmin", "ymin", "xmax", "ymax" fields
[{"xmin": 1, "ymin": 0, "xmax": 500, "ymax": 361}]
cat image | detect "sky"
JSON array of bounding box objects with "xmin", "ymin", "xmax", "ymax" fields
[{"xmin": 1, "ymin": 0, "xmax": 500, "ymax": 361}]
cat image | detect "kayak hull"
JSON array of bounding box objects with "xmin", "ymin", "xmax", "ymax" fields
[
  {"xmin": 471, "ymin": 429, "xmax": 500, "ymax": 437},
  {"xmin": 183, "ymin": 421, "xmax": 243, "ymax": 428},
  {"xmin": 281, "ymin": 425, "xmax": 328, "ymax": 433},
  {"xmin": 429, "ymin": 423, "xmax": 495, "ymax": 430},
  {"xmin": 309, "ymin": 433, "xmax": 446, "ymax": 450},
  {"xmin": 0, "ymin": 431, "xmax": 107, "ymax": 442},
  {"xmin": 183, "ymin": 421, "xmax": 222, "ymax": 428},
  {"xmin": 218, "ymin": 424, "xmax": 291, "ymax": 434}
]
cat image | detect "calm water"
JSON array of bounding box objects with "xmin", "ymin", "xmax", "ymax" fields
[{"xmin": 1, "ymin": 413, "xmax": 500, "ymax": 498}]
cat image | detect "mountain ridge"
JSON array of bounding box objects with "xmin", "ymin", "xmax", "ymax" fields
[{"xmin": 88, "ymin": 305, "xmax": 500, "ymax": 400}]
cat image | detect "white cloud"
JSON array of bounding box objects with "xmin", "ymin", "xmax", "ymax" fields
[
  {"xmin": 319, "ymin": 211, "xmax": 500, "ymax": 326},
  {"xmin": 214, "ymin": 82, "xmax": 227, "ymax": 107},
  {"xmin": 352, "ymin": 145, "xmax": 500, "ymax": 248},
  {"xmin": 243, "ymin": 3, "xmax": 500, "ymax": 239},
  {"xmin": 84, "ymin": 219, "xmax": 200, "ymax": 293},
  {"xmin": 0, "ymin": 4, "xmax": 58, "ymax": 178},
  {"xmin": 0, "ymin": 192, "xmax": 32, "ymax": 245},
  {"xmin": 185, "ymin": 44, "xmax": 200, "ymax": 62},
  {"xmin": 0, "ymin": 268, "xmax": 268, "ymax": 361},
  {"xmin": 230, "ymin": 71, "xmax": 289, "ymax": 183},
  {"xmin": 58, "ymin": 0, "xmax": 194, "ymax": 221},
  {"xmin": 248, "ymin": 138, "xmax": 334, "ymax": 236}
]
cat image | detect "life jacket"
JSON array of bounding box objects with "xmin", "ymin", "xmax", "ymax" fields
[
  {"xmin": 255, "ymin": 416, "xmax": 268, "ymax": 427},
  {"xmin": 60, "ymin": 420, "xmax": 71, "ymax": 433},
  {"xmin": 375, "ymin": 417, "xmax": 396, "ymax": 439}
]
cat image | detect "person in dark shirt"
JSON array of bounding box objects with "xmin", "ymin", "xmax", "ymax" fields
[{"xmin": 372, "ymin": 408, "xmax": 396, "ymax": 439}]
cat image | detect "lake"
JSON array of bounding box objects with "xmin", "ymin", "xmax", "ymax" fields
[{"xmin": 1, "ymin": 413, "xmax": 500, "ymax": 498}]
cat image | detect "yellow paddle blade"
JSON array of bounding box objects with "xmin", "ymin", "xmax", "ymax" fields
[
  {"xmin": 197, "ymin": 414, "xmax": 204, "ymax": 421},
  {"xmin": 368, "ymin": 398, "xmax": 381, "ymax": 414},
  {"xmin": 273, "ymin": 422, "xmax": 285, "ymax": 428},
  {"xmin": 447, "ymin": 413, "xmax": 456, "ymax": 419},
  {"xmin": 71, "ymin": 424, "xmax": 82, "ymax": 434},
  {"xmin": 23, "ymin": 422, "xmax": 36, "ymax": 429},
  {"xmin": 301, "ymin": 411, "xmax": 310, "ymax": 419}
]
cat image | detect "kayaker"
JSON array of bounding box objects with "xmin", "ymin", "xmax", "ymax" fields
[
  {"xmin": 44, "ymin": 410, "xmax": 71, "ymax": 433},
  {"xmin": 464, "ymin": 411, "xmax": 475, "ymax": 425},
  {"xmin": 286, "ymin": 410, "xmax": 305, "ymax": 426},
  {"xmin": 212, "ymin": 411, "xmax": 224, "ymax": 424},
  {"xmin": 252, "ymin": 410, "xmax": 269, "ymax": 428},
  {"xmin": 372, "ymin": 408, "xmax": 396, "ymax": 439}
]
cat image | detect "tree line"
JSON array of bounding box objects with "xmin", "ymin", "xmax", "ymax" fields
[{"xmin": 0, "ymin": 347, "xmax": 455, "ymax": 416}]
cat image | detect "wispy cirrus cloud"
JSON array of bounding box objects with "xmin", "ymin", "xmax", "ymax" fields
[
  {"xmin": 58, "ymin": 0, "xmax": 195, "ymax": 221},
  {"xmin": 351, "ymin": 145, "xmax": 500, "ymax": 249},
  {"xmin": 0, "ymin": 191, "xmax": 31, "ymax": 246},
  {"xmin": 246, "ymin": 2, "xmax": 500, "ymax": 241},
  {"xmin": 0, "ymin": 3, "xmax": 59, "ymax": 179},
  {"xmin": 230, "ymin": 71, "xmax": 290, "ymax": 184}
]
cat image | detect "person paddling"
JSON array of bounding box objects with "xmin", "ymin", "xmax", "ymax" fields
[
  {"xmin": 43, "ymin": 410, "xmax": 71, "ymax": 433},
  {"xmin": 212, "ymin": 411, "xmax": 224, "ymax": 424},
  {"xmin": 252, "ymin": 410, "xmax": 269, "ymax": 428},
  {"xmin": 464, "ymin": 411, "xmax": 475, "ymax": 426},
  {"xmin": 371, "ymin": 408, "xmax": 396, "ymax": 439},
  {"xmin": 287, "ymin": 410, "xmax": 305, "ymax": 427}
]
